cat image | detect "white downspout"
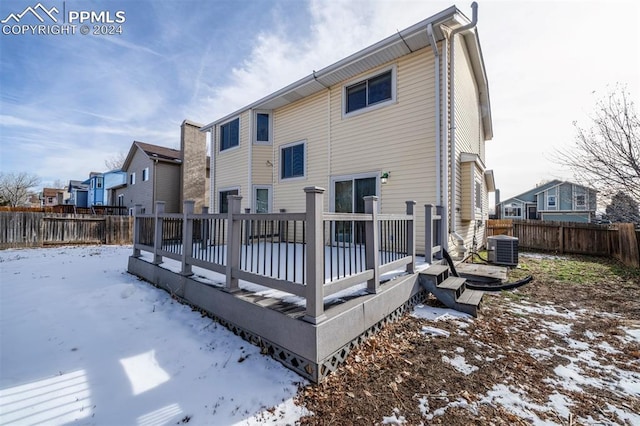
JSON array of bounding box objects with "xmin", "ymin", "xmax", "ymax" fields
[
  {"xmin": 426, "ymin": 24, "xmax": 441, "ymax": 206},
  {"xmin": 449, "ymin": 2, "xmax": 478, "ymax": 258}
]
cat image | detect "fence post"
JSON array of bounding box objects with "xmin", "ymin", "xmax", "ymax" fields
[
  {"xmin": 558, "ymin": 225, "xmax": 564, "ymax": 254},
  {"xmin": 436, "ymin": 205, "xmax": 445, "ymax": 259},
  {"xmin": 132, "ymin": 204, "xmax": 143, "ymax": 258},
  {"xmin": 303, "ymin": 187, "xmax": 326, "ymax": 324},
  {"xmin": 365, "ymin": 196, "xmax": 380, "ymax": 294},
  {"xmin": 153, "ymin": 202, "xmax": 165, "ymax": 265},
  {"xmin": 406, "ymin": 201, "xmax": 416, "ymax": 274},
  {"xmin": 181, "ymin": 200, "xmax": 195, "ymax": 276},
  {"xmin": 225, "ymin": 195, "xmax": 242, "ymax": 293},
  {"xmin": 425, "ymin": 204, "xmax": 434, "ymax": 263}
]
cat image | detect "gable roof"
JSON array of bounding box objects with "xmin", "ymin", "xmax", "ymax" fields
[
  {"xmin": 201, "ymin": 6, "xmax": 492, "ymax": 140},
  {"xmin": 122, "ymin": 141, "xmax": 182, "ymax": 171},
  {"xmin": 498, "ymin": 180, "xmax": 598, "ymax": 206}
]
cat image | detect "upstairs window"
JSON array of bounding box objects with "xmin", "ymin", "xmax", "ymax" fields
[
  {"xmin": 97, "ymin": 177, "xmax": 103, "ymax": 188},
  {"xmin": 576, "ymin": 194, "xmax": 586, "ymax": 209},
  {"xmin": 220, "ymin": 118, "xmax": 240, "ymax": 151},
  {"xmin": 280, "ymin": 142, "xmax": 305, "ymax": 180},
  {"xmin": 547, "ymin": 195, "xmax": 556, "ymax": 208},
  {"xmin": 345, "ymin": 69, "xmax": 394, "ymax": 115},
  {"xmin": 255, "ymin": 112, "xmax": 271, "ymax": 144},
  {"xmin": 130, "ymin": 172, "xmax": 136, "ymax": 185},
  {"xmin": 142, "ymin": 167, "xmax": 149, "ymax": 182}
]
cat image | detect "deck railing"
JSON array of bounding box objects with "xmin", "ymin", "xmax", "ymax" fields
[{"xmin": 132, "ymin": 187, "xmax": 416, "ymax": 323}]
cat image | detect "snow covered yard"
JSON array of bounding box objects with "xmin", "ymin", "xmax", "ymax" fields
[
  {"xmin": 0, "ymin": 245, "xmax": 307, "ymax": 425},
  {"xmin": 2, "ymin": 247, "xmax": 639, "ymax": 425}
]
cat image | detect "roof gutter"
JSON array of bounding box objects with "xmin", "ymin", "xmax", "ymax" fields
[{"xmin": 449, "ymin": 1, "xmax": 478, "ymax": 258}]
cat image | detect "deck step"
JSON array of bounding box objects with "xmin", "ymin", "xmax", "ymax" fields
[
  {"xmin": 438, "ymin": 276, "xmax": 466, "ymax": 299},
  {"xmin": 457, "ymin": 289, "xmax": 483, "ymax": 306},
  {"xmin": 421, "ymin": 264, "xmax": 449, "ymax": 276},
  {"xmin": 418, "ymin": 268, "xmax": 484, "ymax": 317}
]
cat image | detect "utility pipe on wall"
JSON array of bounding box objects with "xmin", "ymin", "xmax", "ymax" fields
[
  {"xmin": 448, "ymin": 1, "xmax": 478, "ymax": 258},
  {"xmin": 426, "ymin": 23, "xmax": 441, "ymax": 207}
]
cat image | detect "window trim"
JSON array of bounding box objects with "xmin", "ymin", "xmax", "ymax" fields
[
  {"xmin": 342, "ymin": 65, "xmax": 397, "ymax": 118},
  {"xmin": 253, "ymin": 185, "xmax": 272, "ymax": 213},
  {"xmin": 219, "ymin": 117, "xmax": 240, "ymax": 152},
  {"xmin": 279, "ymin": 140, "xmax": 306, "ymax": 181},
  {"xmin": 547, "ymin": 194, "xmax": 557, "ymax": 209},
  {"xmin": 142, "ymin": 167, "xmax": 149, "ymax": 182},
  {"xmin": 253, "ymin": 110, "xmax": 272, "ymax": 145},
  {"xmin": 130, "ymin": 172, "xmax": 136, "ymax": 185}
]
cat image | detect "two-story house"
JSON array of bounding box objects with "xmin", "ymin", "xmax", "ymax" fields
[
  {"xmin": 85, "ymin": 170, "xmax": 127, "ymax": 207},
  {"xmin": 496, "ymin": 179, "xmax": 597, "ymax": 223},
  {"xmin": 116, "ymin": 119, "xmax": 209, "ymax": 214},
  {"xmin": 201, "ymin": 4, "xmax": 495, "ymax": 258},
  {"xmin": 67, "ymin": 180, "xmax": 89, "ymax": 207},
  {"xmin": 41, "ymin": 187, "xmax": 66, "ymax": 207}
]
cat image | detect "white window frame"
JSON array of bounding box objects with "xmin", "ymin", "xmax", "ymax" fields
[
  {"xmin": 142, "ymin": 167, "xmax": 149, "ymax": 182},
  {"xmin": 130, "ymin": 172, "xmax": 136, "ymax": 185},
  {"xmin": 547, "ymin": 194, "xmax": 556, "ymax": 209},
  {"xmin": 279, "ymin": 140, "xmax": 306, "ymax": 182},
  {"xmin": 474, "ymin": 179, "xmax": 483, "ymax": 214},
  {"xmin": 253, "ymin": 110, "xmax": 272, "ymax": 145},
  {"xmin": 342, "ymin": 65, "xmax": 397, "ymax": 119},
  {"xmin": 219, "ymin": 117, "xmax": 240, "ymax": 152},
  {"xmin": 253, "ymin": 185, "xmax": 272, "ymax": 213},
  {"xmin": 575, "ymin": 194, "xmax": 586, "ymax": 210}
]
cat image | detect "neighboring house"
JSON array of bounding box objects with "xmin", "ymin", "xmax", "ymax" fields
[
  {"xmin": 496, "ymin": 180, "xmax": 597, "ymax": 223},
  {"xmin": 115, "ymin": 120, "xmax": 209, "ymax": 214},
  {"xmin": 41, "ymin": 187, "xmax": 66, "ymax": 207},
  {"xmin": 87, "ymin": 170, "xmax": 128, "ymax": 206},
  {"xmin": 67, "ymin": 180, "xmax": 89, "ymax": 207},
  {"xmin": 117, "ymin": 141, "xmax": 182, "ymax": 214},
  {"xmin": 201, "ymin": 5, "xmax": 495, "ymax": 257},
  {"xmin": 103, "ymin": 169, "xmax": 127, "ymax": 206},
  {"xmin": 87, "ymin": 172, "xmax": 105, "ymax": 206}
]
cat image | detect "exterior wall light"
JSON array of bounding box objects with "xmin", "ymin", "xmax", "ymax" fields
[{"xmin": 381, "ymin": 172, "xmax": 390, "ymax": 184}]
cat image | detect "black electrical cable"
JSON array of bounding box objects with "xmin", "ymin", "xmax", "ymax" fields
[{"xmin": 442, "ymin": 248, "xmax": 533, "ymax": 292}]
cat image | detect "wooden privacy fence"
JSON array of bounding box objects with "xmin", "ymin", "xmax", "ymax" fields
[
  {"xmin": 0, "ymin": 212, "xmax": 133, "ymax": 249},
  {"xmin": 486, "ymin": 219, "xmax": 640, "ymax": 268}
]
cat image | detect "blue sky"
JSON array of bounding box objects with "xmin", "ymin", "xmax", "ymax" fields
[{"xmin": 1, "ymin": 0, "xmax": 639, "ymax": 200}]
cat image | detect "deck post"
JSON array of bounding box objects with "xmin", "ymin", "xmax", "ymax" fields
[
  {"xmin": 153, "ymin": 202, "xmax": 165, "ymax": 265},
  {"xmin": 303, "ymin": 187, "xmax": 327, "ymax": 324},
  {"xmin": 425, "ymin": 204, "xmax": 434, "ymax": 263},
  {"xmin": 181, "ymin": 200, "xmax": 195, "ymax": 276},
  {"xmin": 365, "ymin": 196, "xmax": 380, "ymax": 294},
  {"xmin": 436, "ymin": 205, "xmax": 445, "ymax": 259},
  {"xmin": 132, "ymin": 204, "xmax": 142, "ymax": 258},
  {"xmin": 200, "ymin": 206, "xmax": 209, "ymax": 251},
  {"xmin": 225, "ymin": 195, "xmax": 242, "ymax": 293},
  {"xmin": 406, "ymin": 201, "xmax": 416, "ymax": 274}
]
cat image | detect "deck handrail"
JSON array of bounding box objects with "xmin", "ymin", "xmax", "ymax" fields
[{"xmin": 131, "ymin": 188, "xmax": 416, "ymax": 323}]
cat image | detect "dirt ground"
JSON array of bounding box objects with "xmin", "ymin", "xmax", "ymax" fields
[{"xmin": 295, "ymin": 253, "xmax": 640, "ymax": 425}]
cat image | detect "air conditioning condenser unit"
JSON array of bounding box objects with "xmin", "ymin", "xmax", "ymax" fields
[{"xmin": 487, "ymin": 235, "xmax": 518, "ymax": 266}]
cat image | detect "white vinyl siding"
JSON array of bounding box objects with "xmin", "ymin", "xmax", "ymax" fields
[
  {"xmin": 215, "ymin": 110, "xmax": 250, "ymax": 212},
  {"xmin": 452, "ymin": 35, "xmax": 487, "ymax": 251}
]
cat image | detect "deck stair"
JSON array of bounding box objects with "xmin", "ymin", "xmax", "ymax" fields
[{"xmin": 418, "ymin": 264, "xmax": 483, "ymax": 317}]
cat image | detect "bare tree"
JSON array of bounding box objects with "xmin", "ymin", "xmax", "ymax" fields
[
  {"xmin": 0, "ymin": 172, "xmax": 41, "ymax": 207},
  {"xmin": 554, "ymin": 86, "xmax": 640, "ymax": 203},
  {"xmin": 605, "ymin": 191, "xmax": 640, "ymax": 224},
  {"xmin": 104, "ymin": 151, "xmax": 127, "ymax": 170}
]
